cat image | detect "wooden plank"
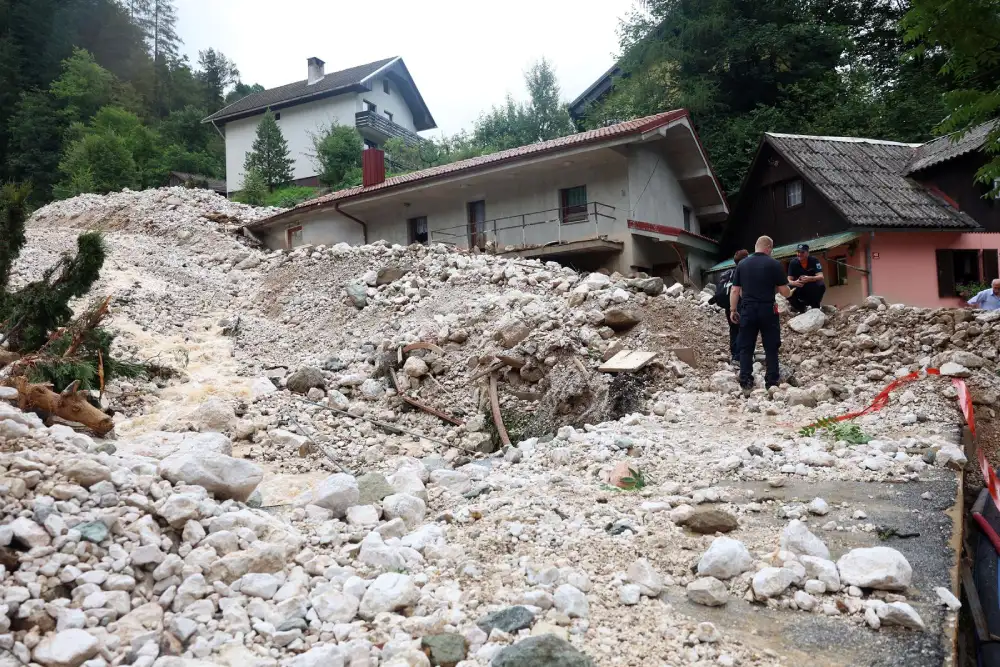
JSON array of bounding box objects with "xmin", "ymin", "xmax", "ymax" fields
[
  {"xmin": 489, "ymin": 374, "xmax": 511, "ymax": 449},
  {"xmin": 598, "ymin": 350, "xmax": 657, "ymax": 373},
  {"xmin": 670, "ymin": 346, "xmax": 697, "ymax": 368}
]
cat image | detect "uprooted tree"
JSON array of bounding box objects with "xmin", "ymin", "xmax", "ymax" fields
[{"xmin": 0, "ymin": 181, "xmax": 145, "ymax": 433}]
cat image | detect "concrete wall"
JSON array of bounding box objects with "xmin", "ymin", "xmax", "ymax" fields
[
  {"xmin": 870, "ymin": 231, "xmax": 1000, "ymax": 308},
  {"xmin": 223, "ymin": 86, "xmax": 419, "ymax": 192},
  {"xmin": 627, "ymin": 145, "xmax": 700, "ymax": 235},
  {"xmin": 360, "ymin": 153, "xmax": 631, "ymax": 254},
  {"xmin": 260, "ymin": 209, "xmax": 365, "ymax": 249}
]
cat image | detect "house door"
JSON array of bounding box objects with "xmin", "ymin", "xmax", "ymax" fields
[{"xmin": 467, "ymin": 200, "xmax": 486, "ymax": 249}]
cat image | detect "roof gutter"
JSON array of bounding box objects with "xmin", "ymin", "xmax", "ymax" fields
[{"xmin": 335, "ymin": 201, "xmax": 368, "ymax": 244}]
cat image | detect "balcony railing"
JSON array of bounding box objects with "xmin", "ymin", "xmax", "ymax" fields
[
  {"xmin": 355, "ymin": 110, "xmax": 423, "ymax": 146},
  {"xmin": 429, "ymin": 202, "xmax": 616, "ymax": 250}
]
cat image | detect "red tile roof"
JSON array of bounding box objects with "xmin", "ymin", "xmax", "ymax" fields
[{"xmin": 251, "ymin": 109, "xmax": 705, "ymax": 228}]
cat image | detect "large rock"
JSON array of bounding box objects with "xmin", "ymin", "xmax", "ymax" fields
[
  {"xmin": 158, "ymin": 451, "xmax": 263, "ymax": 502},
  {"xmin": 357, "ymin": 472, "xmax": 394, "ymax": 505},
  {"xmin": 788, "ymin": 309, "xmax": 828, "ymax": 334},
  {"xmin": 630, "ymin": 277, "xmax": 665, "ymax": 296},
  {"xmin": 780, "ymin": 520, "xmax": 830, "ymax": 559},
  {"xmin": 799, "ymin": 555, "xmax": 841, "ymax": 592},
  {"xmin": 494, "ymin": 319, "xmax": 533, "ymax": 348},
  {"xmin": 10, "ymin": 517, "xmax": 51, "ymax": 548},
  {"xmin": 311, "ymin": 585, "xmax": 360, "ymax": 623},
  {"xmin": 298, "ymin": 474, "xmax": 359, "ymax": 517},
  {"xmin": 948, "ymin": 350, "xmax": 985, "ymax": 369},
  {"xmin": 491, "ymin": 635, "xmax": 595, "ymax": 667},
  {"xmin": 60, "ymin": 459, "xmax": 111, "ymax": 488},
  {"xmin": 553, "ymin": 584, "xmax": 588, "ymax": 618},
  {"xmin": 686, "ymin": 577, "xmax": 729, "ymax": 606},
  {"xmin": 421, "ymin": 633, "xmax": 467, "ymax": 666},
  {"xmin": 752, "ymin": 567, "xmax": 797, "ymax": 599},
  {"xmin": 626, "ymin": 558, "xmax": 663, "ymax": 596},
  {"xmin": 286, "ymin": 366, "xmax": 326, "ymax": 394},
  {"xmin": 697, "ymin": 536, "xmax": 753, "ymax": 580},
  {"xmin": 117, "ymin": 431, "xmax": 232, "ymax": 459},
  {"xmin": 376, "ymin": 265, "xmax": 411, "ymax": 285},
  {"xmin": 283, "ymin": 645, "xmax": 345, "ymax": 667},
  {"xmin": 346, "ymin": 283, "xmax": 368, "ymax": 308},
  {"xmin": 382, "ymin": 493, "xmax": 426, "ymax": 528},
  {"xmin": 682, "ymin": 507, "xmax": 738, "ymax": 534},
  {"xmin": 358, "ymin": 572, "xmax": 419, "ymax": 619},
  {"xmin": 837, "ymin": 547, "xmax": 912, "ymax": 591},
  {"xmin": 879, "ymin": 601, "xmax": 925, "ymax": 630},
  {"xmin": 403, "ymin": 356, "xmax": 429, "ymax": 378},
  {"xmin": 602, "ymin": 308, "xmax": 641, "ymax": 331},
  {"xmin": 477, "ymin": 606, "xmax": 535, "ymax": 634},
  {"xmin": 786, "ymin": 387, "xmax": 818, "ymax": 408},
  {"xmin": 940, "ymin": 362, "xmax": 971, "ymax": 378},
  {"xmin": 189, "ymin": 398, "xmax": 236, "ymax": 432},
  {"xmin": 33, "ymin": 629, "xmax": 98, "ymax": 667}
]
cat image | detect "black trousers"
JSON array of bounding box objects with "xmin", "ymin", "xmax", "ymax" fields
[
  {"xmin": 725, "ymin": 310, "xmax": 739, "ymax": 360},
  {"xmin": 738, "ymin": 301, "xmax": 781, "ymax": 388},
  {"xmin": 789, "ymin": 284, "xmax": 826, "ymax": 313}
]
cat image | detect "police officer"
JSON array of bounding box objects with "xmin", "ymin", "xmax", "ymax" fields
[
  {"xmin": 787, "ymin": 243, "xmax": 826, "ymax": 313},
  {"xmin": 729, "ymin": 236, "xmax": 791, "ymax": 392}
]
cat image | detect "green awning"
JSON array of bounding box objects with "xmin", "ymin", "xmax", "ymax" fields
[{"xmin": 708, "ymin": 231, "xmax": 860, "ymax": 273}]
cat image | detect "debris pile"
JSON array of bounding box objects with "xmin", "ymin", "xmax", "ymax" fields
[{"xmin": 0, "ymin": 187, "xmax": 974, "ymax": 666}]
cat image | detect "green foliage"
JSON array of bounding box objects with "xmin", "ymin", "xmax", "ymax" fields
[
  {"xmin": 591, "ymin": 0, "xmax": 952, "ymax": 194},
  {"xmin": 26, "ymin": 323, "xmax": 146, "ymax": 390},
  {"xmin": 475, "ymin": 58, "xmax": 575, "ymax": 151},
  {"xmin": 313, "ymin": 124, "xmax": 363, "ymax": 188},
  {"xmin": 903, "ymin": 0, "xmax": 1000, "ymax": 197},
  {"xmin": 7, "ymin": 91, "xmax": 69, "ymax": 203},
  {"xmin": 197, "ymin": 48, "xmax": 240, "ymax": 112},
  {"xmin": 957, "ymin": 281, "xmax": 991, "ymax": 299},
  {"xmin": 799, "ymin": 416, "xmax": 871, "ymax": 444},
  {"xmin": 226, "ymin": 82, "xmax": 265, "ymax": 105},
  {"xmin": 264, "ymin": 186, "xmax": 319, "ymax": 208},
  {"xmin": 56, "ymin": 131, "xmax": 137, "ymax": 197},
  {"xmin": 49, "ymin": 48, "xmax": 118, "ymax": 123},
  {"xmin": 244, "ymin": 110, "xmax": 294, "ymax": 191},
  {"xmin": 237, "ymin": 168, "xmax": 267, "ymax": 206},
  {"xmin": 618, "ymin": 467, "xmax": 648, "ymax": 491},
  {"xmin": 0, "ymin": 182, "xmax": 32, "ymax": 296}
]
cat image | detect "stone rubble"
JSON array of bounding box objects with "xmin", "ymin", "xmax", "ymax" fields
[{"xmin": 0, "ymin": 186, "xmax": 978, "ymax": 666}]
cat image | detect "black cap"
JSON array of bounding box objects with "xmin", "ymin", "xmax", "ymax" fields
[{"xmin": 796, "ymin": 243, "xmax": 809, "ymax": 252}]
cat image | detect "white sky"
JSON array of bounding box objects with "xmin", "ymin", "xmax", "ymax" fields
[{"xmin": 174, "ymin": 0, "xmax": 637, "ymax": 136}]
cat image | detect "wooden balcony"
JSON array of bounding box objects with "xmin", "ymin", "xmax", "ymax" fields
[{"xmin": 355, "ymin": 110, "xmax": 422, "ymax": 146}]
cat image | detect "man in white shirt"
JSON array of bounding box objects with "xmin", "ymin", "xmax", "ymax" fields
[{"xmin": 968, "ymin": 279, "xmax": 1000, "ymax": 310}]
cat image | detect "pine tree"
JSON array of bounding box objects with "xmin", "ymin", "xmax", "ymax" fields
[
  {"xmin": 244, "ymin": 110, "xmax": 294, "ymax": 191},
  {"xmin": 197, "ymin": 48, "xmax": 239, "ymax": 112}
]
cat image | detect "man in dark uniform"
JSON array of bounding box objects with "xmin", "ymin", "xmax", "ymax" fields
[
  {"xmin": 787, "ymin": 243, "xmax": 826, "ymax": 313},
  {"xmin": 729, "ymin": 236, "xmax": 791, "ymax": 392},
  {"xmin": 710, "ymin": 249, "xmax": 749, "ymax": 363}
]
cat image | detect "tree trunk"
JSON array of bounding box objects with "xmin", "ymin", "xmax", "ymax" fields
[{"xmin": 13, "ymin": 378, "xmax": 113, "ymax": 436}]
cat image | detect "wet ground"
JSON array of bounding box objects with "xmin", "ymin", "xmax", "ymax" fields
[{"xmin": 673, "ymin": 475, "xmax": 963, "ymax": 667}]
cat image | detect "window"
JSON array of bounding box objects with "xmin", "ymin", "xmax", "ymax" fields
[
  {"xmin": 286, "ymin": 226, "xmax": 303, "ymax": 249},
  {"xmin": 785, "ymin": 180, "xmax": 803, "ymax": 208},
  {"xmin": 273, "ymin": 112, "xmax": 281, "ymax": 121},
  {"xmin": 829, "ymin": 257, "xmax": 848, "ymax": 286},
  {"xmin": 385, "ymin": 111, "xmax": 393, "ymax": 123},
  {"xmin": 364, "ymin": 99, "xmax": 377, "ymax": 113},
  {"xmin": 383, "ymin": 80, "xmax": 390, "ymax": 95},
  {"xmin": 936, "ymin": 249, "xmax": 982, "ymax": 297},
  {"xmin": 408, "ymin": 216, "xmax": 428, "ymax": 245},
  {"xmin": 560, "ymin": 185, "xmax": 588, "ymax": 223},
  {"xmin": 683, "ymin": 206, "xmax": 692, "ymax": 232}
]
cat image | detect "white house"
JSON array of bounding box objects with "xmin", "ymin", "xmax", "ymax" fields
[
  {"xmin": 245, "ymin": 110, "xmax": 729, "ymax": 283},
  {"xmin": 203, "ymin": 56, "xmax": 436, "ymax": 194}
]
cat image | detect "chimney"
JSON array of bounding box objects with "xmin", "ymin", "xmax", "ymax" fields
[
  {"xmin": 362, "ymin": 149, "xmax": 386, "ymax": 187},
  {"xmin": 307, "ymin": 57, "xmax": 325, "ymax": 85}
]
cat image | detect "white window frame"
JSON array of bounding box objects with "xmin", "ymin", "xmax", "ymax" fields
[{"xmin": 786, "ymin": 180, "xmax": 803, "ymax": 208}]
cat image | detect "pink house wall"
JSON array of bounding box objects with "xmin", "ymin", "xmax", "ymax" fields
[
  {"xmin": 870, "ymin": 231, "xmax": 1000, "ymax": 308},
  {"xmin": 776, "ymin": 241, "xmax": 870, "ymax": 308}
]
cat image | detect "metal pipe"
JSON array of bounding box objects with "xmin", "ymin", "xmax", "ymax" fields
[
  {"xmin": 335, "ymin": 202, "xmax": 368, "ymax": 244},
  {"xmin": 866, "ymin": 231, "xmax": 875, "ymax": 297}
]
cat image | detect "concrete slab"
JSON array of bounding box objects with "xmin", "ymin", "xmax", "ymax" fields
[{"xmin": 498, "ymin": 238, "xmax": 624, "ymax": 260}]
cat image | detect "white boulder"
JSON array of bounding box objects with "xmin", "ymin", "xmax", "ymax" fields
[
  {"xmin": 697, "ymin": 536, "xmax": 753, "ymax": 580},
  {"xmin": 837, "ymin": 547, "xmax": 912, "ymax": 591}
]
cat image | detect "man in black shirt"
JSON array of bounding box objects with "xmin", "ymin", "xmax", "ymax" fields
[
  {"xmin": 729, "ymin": 236, "xmax": 791, "ymax": 391},
  {"xmin": 787, "ymin": 244, "xmax": 826, "ymax": 313}
]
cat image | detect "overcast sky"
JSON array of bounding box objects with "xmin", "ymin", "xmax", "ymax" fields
[{"xmin": 174, "ymin": 0, "xmax": 637, "ymax": 136}]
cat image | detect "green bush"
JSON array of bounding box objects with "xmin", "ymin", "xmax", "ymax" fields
[
  {"xmin": 236, "ymin": 169, "xmax": 267, "ymax": 206},
  {"xmin": 264, "ymin": 186, "xmax": 318, "ymax": 208}
]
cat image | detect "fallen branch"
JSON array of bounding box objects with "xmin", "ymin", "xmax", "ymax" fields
[
  {"xmin": 289, "ymin": 415, "xmax": 354, "ymax": 476},
  {"xmin": 389, "ymin": 357, "xmax": 465, "ymax": 426},
  {"xmin": 489, "ymin": 373, "xmax": 512, "ymax": 449},
  {"xmin": 13, "ymin": 377, "xmax": 113, "ymax": 436}
]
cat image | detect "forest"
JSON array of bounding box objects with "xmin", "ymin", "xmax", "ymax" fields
[{"xmin": 0, "ymin": 0, "xmax": 997, "ymax": 209}]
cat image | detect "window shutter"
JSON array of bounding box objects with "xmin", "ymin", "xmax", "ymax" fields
[
  {"xmin": 985, "ymin": 250, "xmax": 1000, "ymax": 283},
  {"xmin": 936, "ymin": 249, "xmax": 955, "ymax": 298}
]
